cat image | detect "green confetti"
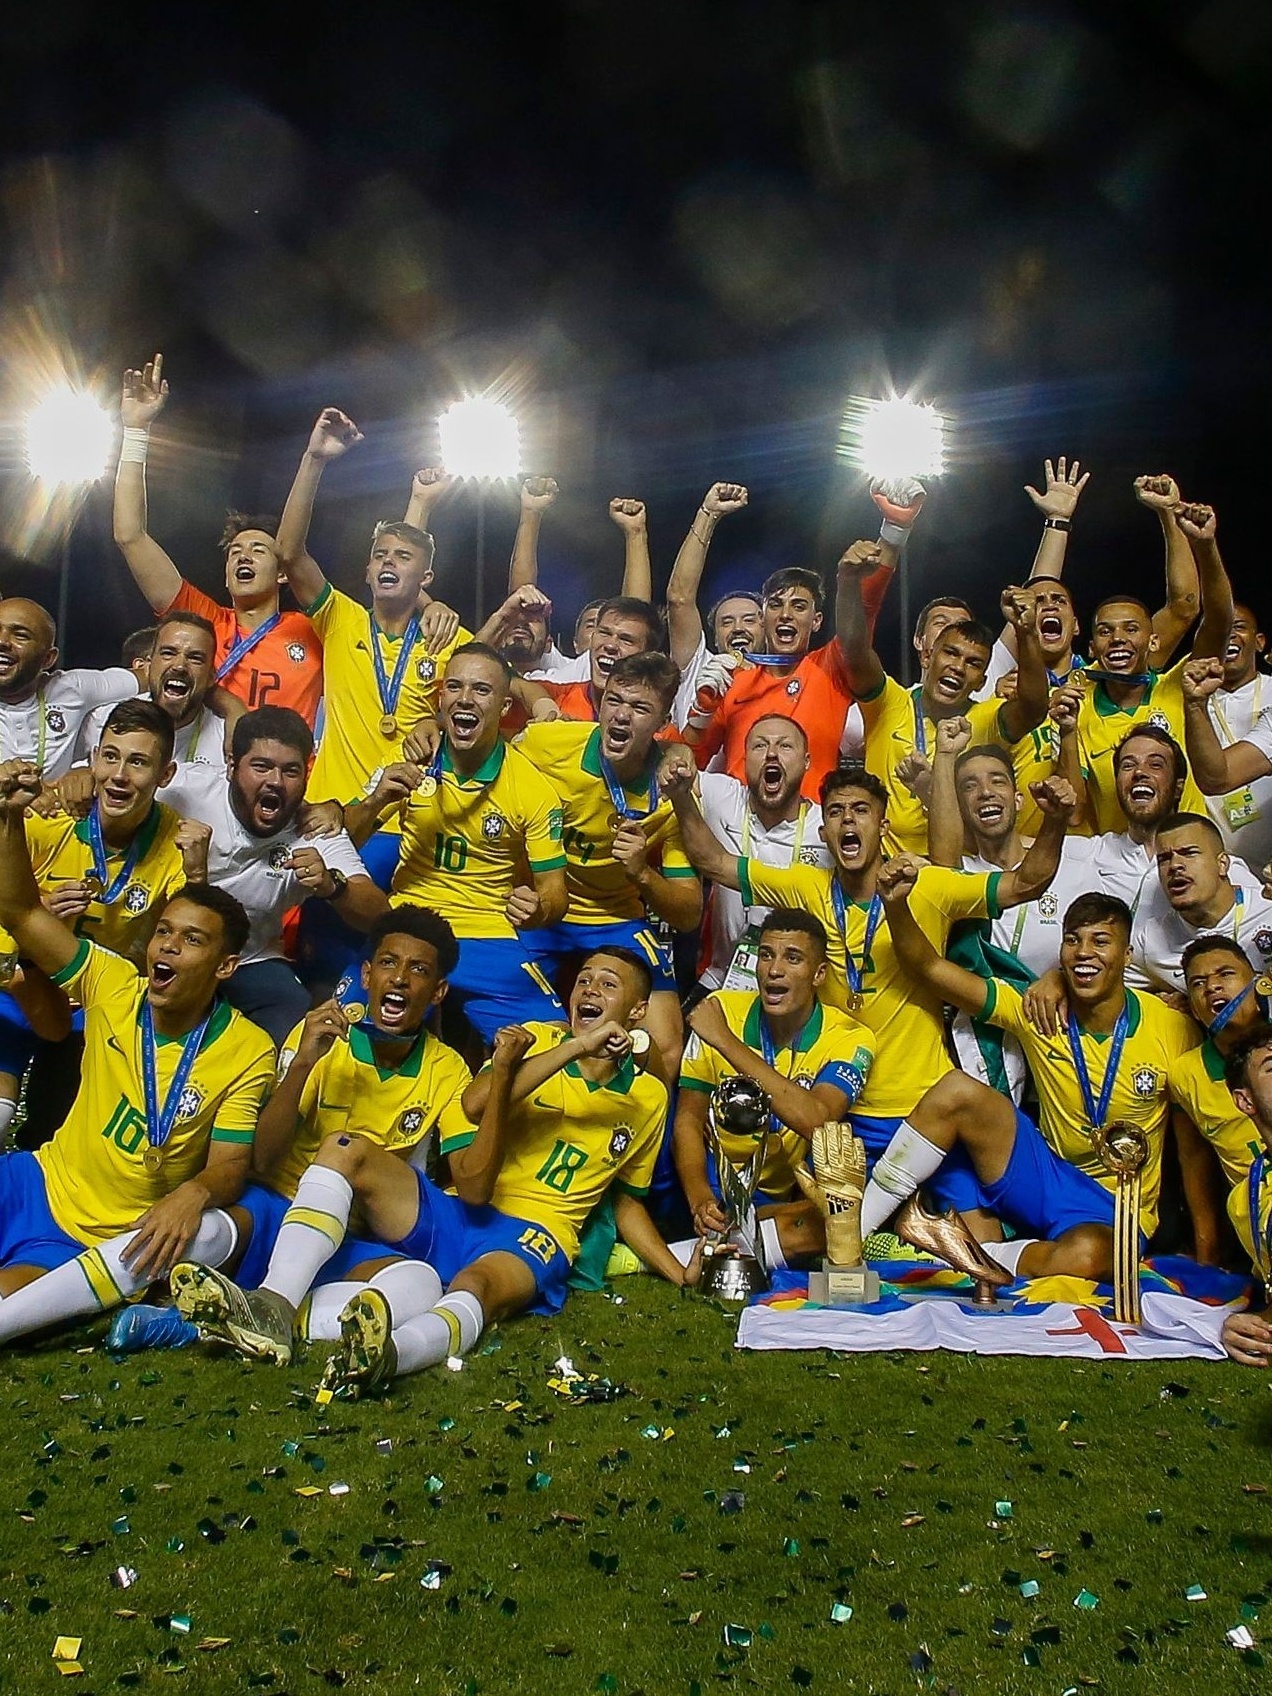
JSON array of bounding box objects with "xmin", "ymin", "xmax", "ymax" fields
[
  {"xmin": 783, "ymin": 1537, "xmax": 800, "ymax": 1557},
  {"xmin": 995, "ymin": 1500, "xmax": 1014, "ymax": 1518},
  {"xmin": 830, "ymin": 1603, "xmax": 853, "ymax": 1624},
  {"xmin": 1019, "ymin": 1580, "xmax": 1039, "ymax": 1599},
  {"xmin": 1073, "ymin": 1589, "xmax": 1099, "ymax": 1610}
]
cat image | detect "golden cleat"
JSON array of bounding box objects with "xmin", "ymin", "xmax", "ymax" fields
[{"xmin": 894, "ymin": 1195, "xmax": 1013, "ymax": 1306}]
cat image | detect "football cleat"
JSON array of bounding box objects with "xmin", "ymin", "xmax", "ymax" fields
[
  {"xmin": 894, "ymin": 1195, "xmax": 1012, "ymax": 1300},
  {"xmin": 171, "ymin": 1263, "xmax": 295, "ymax": 1365},
  {"xmin": 107, "ymin": 1303, "xmax": 198, "ymax": 1353},
  {"xmin": 316, "ymin": 1289, "xmax": 398, "ymax": 1404}
]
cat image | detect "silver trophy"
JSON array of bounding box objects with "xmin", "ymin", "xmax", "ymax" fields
[{"xmin": 699, "ymin": 1076, "xmax": 772, "ymax": 1301}]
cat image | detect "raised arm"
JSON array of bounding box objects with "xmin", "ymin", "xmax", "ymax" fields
[
  {"xmin": 276, "ymin": 408, "xmax": 365, "ymax": 610},
  {"xmin": 112, "ymin": 355, "xmax": 184, "ymax": 613},
  {"xmin": 459, "ymin": 1017, "xmax": 632, "ymax": 1121},
  {"xmin": 660, "ymin": 750, "xmax": 743, "ymax": 891},
  {"xmin": 506, "ymin": 476, "xmax": 559, "ymax": 593},
  {"xmin": 610, "ymin": 823, "xmax": 703, "ymax": 931},
  {"xmin": 876, "ymin": 857, "xmax": 990, "ymax": 1017},
  {"xmin": 996, "ymin": 777, "xmax": 1074, "ymax": 907},
  {"xmin": 927, "ymin": 716, "xmax": 973, "ymax": 869},
  {"xmin": 403, "ymin": 466, "xmax": 456, "ymax": 533},
  {"xmin": 1048, "ymin": 682, "xmax": 1093, "ymax": 831},
  {"xmin": 665, "ymin": 482, "xmax": 749, "ymax": 670},
  {"xmin": 608, "ymin": 498, "xmax": 653, "ymax": 602},
  {"xmin": 997, "ymin": 457, "xmax": 1089, "ymax": 657},
  {"xmin": 1182, "ymin": 659, "xmax": 1271, "ymax": 792},
  {"xmin": 834, "ymin": 542, "xmax": 889, "ymax": 698},
  {"xmin": 1134, "ymin": 475, "xmax": 1198, "ymax": 664},
  {"xmin": 1176, "ymin": 502, "xmax": 1233, "ymax": 663},
  {"xmin": 997, "ymin": 585, "xmax": 1049, "ymax": 742},
  {"xmin": 0, "ymin": 761, "xmax": 80, "ymax": 977}
]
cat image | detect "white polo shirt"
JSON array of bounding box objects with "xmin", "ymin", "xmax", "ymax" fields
[
  {"xmin": 963, "ymin": 837, "xmax": 1108, "ymax": 978},
  {"xmin": 527, "ymin": 644, "xmax": 589, "ymax": 683},
  {"xmin": 162, "ymin": 764, "xmax": 369, "ymax": 966},
  {"xmin": 1204, "ymin": 675, "xmax": 1272, "ymax": 870},
  {"xmin": 696, "ymin": 772, "xmax": 832, "ymax": 991},
  {"xmin": 1130, "ymin": 880, "xmax": 1272, "ymax": 993},
  {"xmin": 0, "ymin": 668, "xmax": 139, "ymax": 778}
]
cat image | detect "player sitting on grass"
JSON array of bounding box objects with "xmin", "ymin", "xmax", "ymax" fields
[
  {"xmin": 1219, "ymin": 1024, "xmax": 1272, "ymax": 1367},
  {"xmin": 0, "ymin": 758, "xmax": 273, "ymax": 1346},
  {"xmin": 170, "ymin": 948, "xmax": 683, "ymax": 1397}
]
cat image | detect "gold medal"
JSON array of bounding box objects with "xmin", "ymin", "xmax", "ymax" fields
[
  {"xmin": 846, "ymin": 991, "xmax": 863, "ymax": 1014},
  {"xmin": 417, "ymin": 775, "xmax": 438, "ymax": 798},
  {"xmin": 379, "ymin": 714, "xmax": 398, "ymax": 738},
  {"xmin": 142, "ymin": 1145, "xmax": 164, "ymax": 1174},
  {"xmin": 82, "ymin": 873, "xmax": 104, "ymax": 898},
  {"xmin": 629, "ymin": 1029, "xmax": 651, "ymax": 1057}
]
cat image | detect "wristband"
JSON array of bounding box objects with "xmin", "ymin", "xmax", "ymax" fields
[
  {"xmin": 1043, "ymin": 516, "xmax": 1071, "ymax": 532},
  {"xmin": 120, "ymin": 427, "xmax": 150, "ymax": 465},
  {"xmin": 878, "ymin": 520, "xmax": 909, "ymax": 548}
]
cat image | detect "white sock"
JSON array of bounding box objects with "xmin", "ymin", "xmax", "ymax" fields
[
  {"xmin": 370, "ymin": 1259, "xmax": 443, "ymax": 1323},
  {"xmin": 262, "ymin": 1167, "xmax": 353, "ymax": 1307},
  {"xmin": 861, "ymin": 1121, "xmax": 948, "ymax": 1237},
  {"xmin": 391, "ymin": 1290, "xmax": 485, "ymax": 1377},
  {"xmin": 299, "ymin": 1282, "xmax": 368, "ymax": 1343},
  {"xmin": 982, "ymin": 1237, "xmax": 1037, "ymax": 1277},
  {"xmin": 0, "ymin": 1208, "xmax": 236, "ymax": 1344},
  {"xmin": 759, "ymin": 1217, "xmax": 787, "ymax": 1271}
]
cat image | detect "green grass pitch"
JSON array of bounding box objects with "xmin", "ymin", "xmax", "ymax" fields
[{"xmin": 1, "ymin": 1280, "xmax": 1269, "ymax": 1694}]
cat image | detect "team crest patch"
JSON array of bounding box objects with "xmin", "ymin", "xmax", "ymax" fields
[
  {"xmin": 269, "ymin": 844, "xmax": 292, "ymax": 871},
  {"xmin": 793, "ymin": 1074, "xmax": 814, "ymax": 1091},
  {"xmin": 176, "ymin": 1085, "xmax": 203, "ymax": 1120},
  {"xmin": 123, "ymin": 884, "xmax": 149, "ymax": 914},
  {"xmin": 785, "ymin": 679, "xmax": 801, "ymax": 697},
  {"xmin": 287, "ymin": 642, "xmax": 307, "ymax": 663},
  {"xmin": 1037, "ymin": 891, "xmax": 1059, "ymax": 919},
  {"xmin": 45, "ymin": 705, "xmax": 67, "ymax": 734},
  {"xmin": 609, "ymin": 1127, "xmax": 632, "ymax": 1159},
  {"xmin": 1132, "ymin": 1067, "xmax": 1158, "ymax": 1097},
  {"xmin": 416, "ymin": 657, "xmax": 436, "ymax": 684},
  {"xmin": 1255, "ymin": 930, "xmax": 1272, "ymax": 958},
  {"xmin": 398, "ymin": 1108, "xmax": 425, "ymax": 1138},
  {"xmin": 798, "ymin": 847, "xmax": 822, "ymax": 866},
  {"xmin": 1148, "ymin": 711, "xmax": 1170, "ymax": 732},
  {"xmin": 482, "ymin": 813, "xmax": 506, "ymax": 841}
]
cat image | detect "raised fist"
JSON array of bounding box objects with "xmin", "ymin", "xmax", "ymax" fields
[
  {"xmin": 609, "ymin": 498, "xmax": 647, "ymax": 533},
  {"xmin": 307, "ymin": 408, "xmax": 363, "ymax": 461},
  {"xmin": 837, "ymin": 539, "xmax": 885, "ymax": 578},
  {"xmin": 1000, "ymin": 584, "xmax": 1039, "ymax": 633},
  {"xmin": 520, "ymin": 475, "xmax": 560, "ymax": 512},
  {"xmin": 701, "ymin": 482, "xmax": 749, "ymax": 518},
  {"xmin": 1176, "ymin": 502, "xmax": 1217, "ymax": 542},
  {"xmin": 1182, "ymin": 657, "xmax": 1224, "ymax": 702},
  {"xmin": 1134, "ymin": 473, "xmax": 1180, "ymax": 512}
]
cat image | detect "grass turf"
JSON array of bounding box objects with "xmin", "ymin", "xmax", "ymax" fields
[{"xmin": 1, "ymin": 1279, "xmax": 1270, "ymax": 1694}]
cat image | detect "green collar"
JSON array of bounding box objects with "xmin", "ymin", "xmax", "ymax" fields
[
  {"xmin": 348, "ymin": 1022, "xmax": 427, "ymax": 1080},
  {"xmin": 1201, "ymin": 1037, "xmax": 1227, "ymax": 1082},
  {"xmin": 441, "ymin": 737, "xmax": 506, "ymax": 784},
  {"xmin": 565, "ymin": 1051, "xmax": 637, "ymax": 1094},
  {"xmin": 139, "ymin": 994, "xmax": 232, "ymax": 1049},
  {"xmin": 743, "ymin": 996, "xmax": 824, "ymax": 1053},
  {"xmin": 75, "ymin": 802, "xmax": 163, "ymax": 859},
  {"xmin": 579, "ymin": 725, "xmax": 658, "ymax": 789},
  {"xmin": 1092, "ymin": 673, "xmax": 1160, "ymax": 718}
]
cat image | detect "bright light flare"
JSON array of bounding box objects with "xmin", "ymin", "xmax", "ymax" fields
[
  {"xmin": 842, "ymin": 396, "xmax": 948, "ymax": 482},
  {"xmin": 24, "ymin": 389, "xmax": 114, "ymax": 486},
  {"xmin": 437, "ymin": 398, "xmax": 522, "ymax": 480}
]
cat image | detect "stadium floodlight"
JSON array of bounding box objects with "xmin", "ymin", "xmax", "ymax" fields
[
  {"xmin": 437, "ymin": 397, "xmax": 522, "ymax": 480},
  {"xmin": 842, "ymin": 395, "xmax": 949, "ymax": 483},
  {"xmin": 24, "ymin": 388, "xmax": 114, "ymax": 486}
]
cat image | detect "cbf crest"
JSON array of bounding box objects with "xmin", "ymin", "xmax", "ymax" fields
[
  {"xmin": 397, "ymin": 1108, "xmax": 426, "ymax": 1139},
  {"xmin": 1255, "ymin": 929, "xmax": 1272, "ymax": 959},
  {"xmin": 1132, "ymin": 1066, "xmax": 1158, "ymax": 1098},
  {"xmin": 269, "ymin": 844, "xmax": 292, "ymax": 872},
  {"xmin": 482, "ymin": 813, "xmax": 506, "ymax": 842},
  {"xmin": 1148, "ymin": 710, "xmax": 1170, "ymax": 733},
  {"xmin": 287, "ymin": 642, "xmax": 307, "ymax": 664},
  {"xmin": 1037, "ymin": 891, "xmax": 1059, "ymax": 919},
  {"xmin": 123, "ymin": 885, "xmax": 149, "ymax": 914},
  {"xmin": 608, "ymin": 1126, "xmax": 632, "ymax": 1161},
  {"xmin": 45, "ymin": 704, "xmax": 67, "ymax": 735},
  {"xmin": 176, "ymin": 1085, "xmax": 203, "ymax": 1120},
  {"xmin": 416, "ymin": 657, "xmax": 436, "ymax": 684}
]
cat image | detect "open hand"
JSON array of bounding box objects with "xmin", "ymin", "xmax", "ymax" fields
[
  {"xmin": 121, "ymin": 354, "xmax": 168, "ymax": 429},
  {"xmin": 1024, "ymin": 456, "xmax": 1088, "ymax": 519},
  {"xmin": 307, "ymin": 408, "xmax": 363, "ymax": 460}
]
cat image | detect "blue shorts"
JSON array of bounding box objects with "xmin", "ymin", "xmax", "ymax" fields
[
  {"xmin": 336, "ymin": 935, "xmax": 564, "ymax": 1046},
  {"xmin": 232, "ymin": 1183, "xmax": 395, "ymax": 1291},
  {"xmin": 387, "ymin": 1169, "xmax": 572, "ymax": 1317},
  {"xmin": 0, "ymin": 1151, "xmax": 84, "ymax": 1271},
  {"xmin": 847, "ymin": 1112, "xmax": 905, "ymax": 1163},
  {"xmin": 0, "ymin": 993, "xmax": 83, "ymax": 1081},
  {"xmin": 929, "ymin": 1107, "xmax": 1133, "ymax": 1243},
  {"xmin": 528, "ymin": 919, "xmax": 677, "ymax": 995}
]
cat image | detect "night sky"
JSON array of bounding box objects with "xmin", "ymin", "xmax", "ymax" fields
[{"xmin": 1, "ymin": 0, "xmax": 1268, "ymax": 671}]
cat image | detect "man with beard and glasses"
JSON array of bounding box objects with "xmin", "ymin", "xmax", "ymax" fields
[
  {"xmin": 113, "ymin": 355, "xmax": 323, "ymax": 728},
  {"xmin": 1075, "ymin": 495, "xmax": 1230, "ymax": 832},
  {"xmin": 160, "ymin": 707, "xmax": 382, "ymax": 1045},
  {"xmin": 171, "ymin": 948, "xmax": 675, "ymax": 1398},
  {"xmin": 1182, "ymin": 616, "xmax": 1272, "ymax": 872},
  {"xmin": 0, "ymin": 755, "xmax": 272, "ymax": 1349},
  {"xmin": 80, "ymin": 611, "xmax": 223, "ymax": 770},
  {"xmin": 0, "ymin": 598, "xmax": 140, "ymax": 781},
  {"xmin": 686, "ymin": 715, "xmax": 832, "ymax": 998},
  {"xmin": 839, "ymin": 541, "xmax": 1051, "ymax": 856},
  {"xmin": 517, "ymin": 652, "xmax": 702, "ymax": 1070},
  {"xmin": 346, "ymin": 644, "xmax": 568, "ymax": 1047},
  {"xmin": 864, "ymin": 879, "xmax": 1199, "ymax": 1282},
  {"xmin": 1130, "ymin": 813, "xmax": 1272, "ymax": 995}
]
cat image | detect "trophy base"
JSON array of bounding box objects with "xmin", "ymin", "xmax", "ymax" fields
[
  {"xmin": 700, "ymin": 1245, "xmax": 768, "ymax": 1302},
  {"xmin": 808, "ymin": 1264, "xmax": 881, "ymax": 1307}
]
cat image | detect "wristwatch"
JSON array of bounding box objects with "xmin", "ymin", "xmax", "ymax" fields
[{"xmin": 323, "ymin": 868, "xmax": 349, "ymax": 900}]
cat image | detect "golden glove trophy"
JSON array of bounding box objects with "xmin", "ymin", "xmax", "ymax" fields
[{"xmin": 798, "ymin": 1123, "xmax": 881, "ymax": 1306}]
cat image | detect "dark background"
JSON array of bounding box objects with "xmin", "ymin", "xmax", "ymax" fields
[{"xmin": 1, "ymin": 0, "xmax": 1268, "ymax": 675}]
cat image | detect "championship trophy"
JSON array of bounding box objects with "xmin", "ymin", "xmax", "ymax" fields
[
  {"xmin": 699, "ymin": 1076, "xmax": 772, "ymax": 1301},
  {"xmin": 800, "ymin": 1123, "xmax": 881, "ymax": 1306},
  {"xmin": 1092, "ymin": 1120, "xmax": 1149, "ymax": 1324}
]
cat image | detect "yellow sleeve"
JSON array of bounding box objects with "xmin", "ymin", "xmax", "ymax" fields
[
  {"xmin": 657, "ymin": 814, "xmax": 695, "ymax": 878},
  {"xmin": 857, "ymin": 672, "xmax": 905, "ymax": 731},
  {"xmin": 678, "ymin": 1027, "xmax": 724, "ymax": 1093},
  {"xmin": 980, "ymin": 978, "xmax": 1028, "ymax": 1035},
  {"xmin": 737, "ymin": 858, "xmax": 823, "ymax": 910},
  {"xmin": 443, "ymin": 1023, "xmax": 562, "ymax": 1153},
  {"xmin": 521, "ymin": 768, "xmax": 567, "ymax": 874},
  {"xmin": 302, "ymin": 581, "xmax": 350, "ymax": 630},
  {"xmin": 210, "ymin": 1032, "xmax": 276, "ymax": 1143},
  {"xmin": 49, "ymin": 936, "xmax": 136, "ymax": 1002},
  {"xmin": 968, "ymin": 697, "xmax": 1011, "ymax": 747},
  {"xmin": 912, "ymin": 865, "xmax": 1002, "ymax": 924}
]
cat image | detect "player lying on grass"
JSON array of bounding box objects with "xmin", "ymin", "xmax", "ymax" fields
[
  {"xmin": 171, "ymin": 947, "xmax": 688, "ymax": 1396},
  {"xmin": 0, "ymin": 758, "xmax": 273, "ymax": 1346},
  {"xmin": 861, "ymin": 868, "xmax": 1198, "ymax": 1283}
]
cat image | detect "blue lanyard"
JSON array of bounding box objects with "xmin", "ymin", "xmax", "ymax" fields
[
  {"xmin": 600, "ymin": 752, "xmax": 657, "ymax": 821},
  {"xmin": 758, "ymin": 1007, "xmax": 814, "ymax": 1136},
  {"xmin": 830, "ymin": 883, "xmax": 883, "ymax": 1001},
  {"xmin": 369, "ymin": 612, "xmax": 421, "ymax": 718},
  {"xmin": 216, "ymin": 613, "xmax": 281, "ymax": 683},
  {"xmin": 1047, "ymin": 656, "xmax": 1085, "ymax": 689},
  {"xmin": 140, "ymin": 1001, "xmax": 214, "ymax": 1152},
  {"xmin": 910, "ymin": 687, "xmax": 928, "ymax": 757},
  {"xmin": 88, "ymin": 803, "xmax": 145, "ymax": 904},
  {"xmin": 1248, "ymin": 1154, "xmax": 1270, "ymax": 1281},
  {"xmin": 1208, "ymin": 973, "xmax": 1262, "ymax": 1038},
  {"xmin": 1067, "ymin": 999, "xmax": 1130, "ymax": 1131},
  {"xmin": 1087, "ymin": 668, "xmax": 1155, "ymax": 688},
  {"xmin": 745, "ymin": 654, "xmax": 795, "ymax": 668}
]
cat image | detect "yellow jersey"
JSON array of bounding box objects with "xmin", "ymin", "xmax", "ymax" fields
[
  {"xmin": 268, "ymin": 1019, "xmax": 473, "ymax": 1199},
  {"xmin": 1010, "ymin": 719, "xmax": 1062, "ymax": 839},
  {"xmin": 390, "ymin": 738, "xmax": 566, "ymax": 939},
  {"xmin": 1167, "ymin": 1038, "xmax": 1262, "ymax": 1191},
  {"xmin": 34, "ymin": 940, "xmax": 274, "ymax": 1245},
  {"xmin": 859, "ymin": 675, "xmax": 1010, "ymax": 855},
  {"xmin": 1076, "ymin": 661, "xmax": 1207, "ymax": 834},
  {"xmin": 679, "ymin": 990, "xmax": 876, "ymax": 1194},
  {"xmin": 1230, "ymin": 1154, "xmax": 1272, "ymax": 1276},
  {"xmin": 737, "ymin": 860, "xmax": 1000, "ymax": 1117},
  {"xmin": 982, "ymin": 979, "xmax": 1198, "ymax": 1232},
  {"xmin": 23, "ymin": 804, "xmax": 188, "ymax": 967},
  {"xmin": 447, "ymin": 1021, "xmax": 667, "ymax": 1259},
  {"xmin": 304, "ymin": 584, "xmax": 469, "ymax": 809},
  {"xmin": 514, "ymin": 722, "xmax": 696, "ymax": 924}
]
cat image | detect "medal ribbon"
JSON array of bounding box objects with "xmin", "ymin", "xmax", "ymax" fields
[
  {"xmin": 369, "ymin": 612, "xmax": 422, "ymax": 721},
  {"xmin": 87, "ymin": 802, "xmax": 146, "ymax": 904},
  {"xmin": 744, "ymin": 654, "xmax": 794, "ymax": 668},
  {"xmin": 215, "ymin": 614, "xmax": 281, "ymax": 683},
  {"xmin": 1248, "ymin": 1153, "xmax": 1271, "ymax": 1281},
  {"xmin": 910, "ymin": 686, "xmax": 929, "ymax": 757},
  {"xmin": 831, "ymin": 883, "xmax": 883, "ymax": 1003},
  {"xmin": 758, "ymin": 1008, "xmax": 814, "ymax": 1137},
  {"xmin": 1066, "ymin": 998, "xmax": 1130, "ymax": 1133},
  {"xmin": 5, "ymin": 686, "xmax": 50, "ymax": 770},
  {"xmin": 1085, "ymin": 668, "xmax": 1156, "ymax": 688},
  {"xmin": 1206, "ymin": 973, "xmax": 1265, "ymax": 1038},
  {"xmin": 140, "ymin": 1001, "xmax": 214, "ymax": 1154},
  {"xmin": 1047, "ymin": 655, "xmax": 1085, "ymax": 689},
  {"xmin": 600, "ymin": 751, "xmax": 657, "ymax": 821}
]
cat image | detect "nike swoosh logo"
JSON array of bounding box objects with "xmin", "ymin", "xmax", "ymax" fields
[{"xmin": 532, "ymin": 1095, "xmax": 556, "ymax": 1110}]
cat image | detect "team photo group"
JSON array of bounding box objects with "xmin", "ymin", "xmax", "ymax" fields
[{"xmin": 3, "ymin": 353, "xmax": 1272, "ymax": 1395}]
